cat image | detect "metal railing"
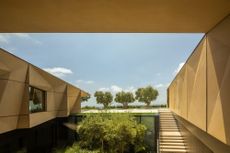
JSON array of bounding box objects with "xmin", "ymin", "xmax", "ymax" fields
[{"xmin": 157, "ymin": 138, "xmax": 160, "ymax": 153}]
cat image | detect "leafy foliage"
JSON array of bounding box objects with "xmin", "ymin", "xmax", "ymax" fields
[
  {"xmin": 16, "ymin": 148, "xmax": 27, "ymax": 153},
  {"xmin": 94, "ymin": 91, "xmax": 113, "ymax": 108},
  {"xmin": 77, "ymin": 113, "xmax": 147, "ymax": 153},
  {"xmin": 53, "ymin": 144, "xmax": 100, "ymax": 153},
  {"xmin": 135, "ymin": 86, "xmax": 159, "ymax": 107},
  {"xmin": 81, "ymin": 95, "xmax": 91, "ymax": 102},
  {"xmin": 115, "ymin": 91, "xmax": 135, "ymax": 108}
]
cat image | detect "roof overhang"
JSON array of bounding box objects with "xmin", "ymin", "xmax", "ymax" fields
[
  {"xmin": 81, "ymin": 90, "xmax": 90, "ymax": 97},
  {"xmin": 0, "ymin": 0, "xmax": 229, "ymax": 33}
]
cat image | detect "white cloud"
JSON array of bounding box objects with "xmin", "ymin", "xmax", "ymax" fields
[
  {"xmin": 173, "ymin": 62, "xmax": 185, "ymax": 75},
  {"xmin": 86, "ymin": 80, "xmax": 94, "ymax": 84},
  {"xmin": 0, "ymin": 33, "xmax": 41, "ymax": 45},
  {"xmin": 76, "ymin": 80, "xmax": 94, "ymax": 84},
  {"xmin": 43, "ymin": 67, "xmax": 73, "ymax": 78},
  {"xmin": 124, "ymin": 86, "xmax": 136, "ymax": 93},
  {"xmin": 98, "ymin": 85, "xmax": 136, "ymax": 94},
  {"xmin": 0, "ymin": 34, "xmax": 9, "ymax": 44},
  {"xmin": 98, "ymin": 87, "xmax": 110, "ymax": 92},
  {"xmin": 155, "ymin": 84, "xmax": 163, "ymax": 88},
  {"xmin": 155, "ymin": 83, "xmax": 170, "ymax": 89},
  {"xmin": 13, "ymin": 33, "xmax": 30, "ymax": 38},
  {"xmin": 111, "ymin": 85, "xmax": 123, "ymax": 92}
]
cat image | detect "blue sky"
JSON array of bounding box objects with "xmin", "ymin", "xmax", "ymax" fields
[{"xmin": 0, "ymin": 33, "xmax": 204, "ymax": 107}]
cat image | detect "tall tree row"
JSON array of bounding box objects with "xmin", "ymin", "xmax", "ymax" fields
[{"xmin": 91, "ymin": 86, "xmax": 159, "ymax": 108}]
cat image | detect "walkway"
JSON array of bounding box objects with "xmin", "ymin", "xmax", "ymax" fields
[
  {"xmin": 82, "ymin": 108, "xmax": 158, "ymax": 114},
  {"xmin": 159, "ymin": 109, "xmax": 188, "ymax": 153}
]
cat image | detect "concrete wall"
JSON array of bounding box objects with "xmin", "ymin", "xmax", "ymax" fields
[
  {"xmin": 0, "ymin": 49, "xmax": 88, "ymax": 134},
  {"xmin": 168, "ymin": 15, "xmax": 230, "ymax": 146}
]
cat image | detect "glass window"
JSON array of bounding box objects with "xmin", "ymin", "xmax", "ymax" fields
[{"xmin": 29, "ymin": 86, "xmax": 46, "ymax": 113}]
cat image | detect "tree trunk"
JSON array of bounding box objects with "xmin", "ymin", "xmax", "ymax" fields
[
  {"xmin": 123, "ymin": 102, "xmax": 128, "ymax": 109},
  {"xmin": 146, "ymin": 102, "xmax": 151, "ymax": 108},
  {"xmin": 104, "ymin": 104, "xmax": 108, "ymax": 109},
  {"xmin": 101, "ymin": 139, "xmax": 104, "ymax": 152}
]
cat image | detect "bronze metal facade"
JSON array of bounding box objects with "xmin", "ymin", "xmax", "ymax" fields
[
  {"xmin": 168, "ymin": 15, "xmax": 230, "ymax": 146},
  {"xmin": 0, "ymin": 0, "xmax": 229, "ymax": 33},
  {"xmin": 0, "ymin": 49, "xmax": 88, "ymax": 134}
]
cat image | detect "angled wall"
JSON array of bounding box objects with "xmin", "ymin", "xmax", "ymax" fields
[
  {"xmin": 177, "ymin": 66, "xmax": 187, "ymax": 119},
  {"xmin": 168, "ymin": 15, "xmax": 230, "ymax": 147},
  {"xmin": 169, "ymin": 37, "xmax": 207, "ymax": 131},
  {"xmin": 29, "ymin": 65, "xmax": 68, "ymax": 127},
  {"xmin": 67, "ymin": 84, "xmax": 81, "ymax": 114},
  {"xmin": 0, "ymin": 50, "xmax": 29, "ymax": 133},
  {"xmin": 0, "ymin": 49, "xmax": 88, "ymax": 134},
  {"xmin": 187, "ymin": 38, "xmax": 207, "ymax": 131},
  {"xmin": 206, "ymin": 15, "xmax": 230, "ymax": 144}
]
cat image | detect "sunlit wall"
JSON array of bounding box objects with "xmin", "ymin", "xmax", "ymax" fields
[{"xmin": 168, "ymin": 15, "xmax": 230, "ymax": 145}]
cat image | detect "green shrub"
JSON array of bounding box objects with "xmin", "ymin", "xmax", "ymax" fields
[
  {"xmin": 77, "ymin": 113, "xmax": 147, "ymax": 153},
  {"xmin": 53, "ymin": 143, "xmax": 100, "ymax": 153},
  {"xmin": 65, "ymin": 144, "xmax": 100, "ymax": 153},
  {"xmin": 16, "ymin": 148, "xmax": 27, "ymax": 153}
]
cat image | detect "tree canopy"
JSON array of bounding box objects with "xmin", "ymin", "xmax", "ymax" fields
[
  {"xmin": 135, "ymin": 86, "xmax": 159, "ymax": 107},
  {"xmin": 80, "ymin": 95, "xmax": 91, "ymax": 102},
  {"xmin": 77, "ymin": 113, "xmax": 146, "ymax": 153},
  {"xmin": 115, "ymin": 91, "xmax": 135, "ymax": 108},
  {"xmin": 94, "ymin": 91, "xmax": 113, "ymax": 108}
]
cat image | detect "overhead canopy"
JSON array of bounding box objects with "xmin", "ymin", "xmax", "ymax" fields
[{"xmin": 0, "ymin": 0, "xmax": 230, "ymax": 33}]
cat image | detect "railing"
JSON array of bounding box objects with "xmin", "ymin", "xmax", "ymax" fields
[
  {"xmin": 156, "ymin": 114, "xmax": 160, "ymax": 153},
  {"xmin": 157, "ymin": 138, "xmax": 160, "ymax": 153}
]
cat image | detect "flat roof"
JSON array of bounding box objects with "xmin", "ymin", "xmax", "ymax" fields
[{"xmin": 0, "ymin": 0, "xmax": 229, "ymax": 33}]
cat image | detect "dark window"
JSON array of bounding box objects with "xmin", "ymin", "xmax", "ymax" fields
[{"xmin": 29, "ymin": 86, "xmax": 46, "ymax": 113}]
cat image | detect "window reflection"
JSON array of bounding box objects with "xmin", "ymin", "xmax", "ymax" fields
[{"xmin": 29, "ymin": 86, "xmax": 46, "ymax": 113}]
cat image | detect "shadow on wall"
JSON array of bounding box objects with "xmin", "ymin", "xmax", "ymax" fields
[{"xmin": 207, "ymin": 16, "xmax": 230, "ymax": 144}]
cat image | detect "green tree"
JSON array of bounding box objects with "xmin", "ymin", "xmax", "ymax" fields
[
  {"xmin": 115, "ymin": 91, "xmax": 135, "ymax": 109},
  {"xmin": 77, "ymin": 113, "xmax": 147, "ymax": 153},
  {"xmin": 53, "ymin": 143, "xmax": 100, "ymax": 153},
  {"xmin": 135, "ymin": 86, "xmax": 159, "ymax": 107},
  {"xmin": 94, "ymin": 91, "xmax": 113, "ymax": 108},
  {"xmin": 81, "ymin": 95, "xmax": 91, "ymax": 102}
]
